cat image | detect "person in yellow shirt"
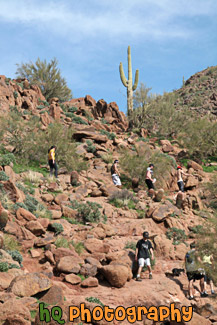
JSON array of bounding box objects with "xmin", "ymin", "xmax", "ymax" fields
[
  {"xmin": 48, "ymin": 146, "xmax": 58, "ymax": 178},
  {"xmin": 203, "ymin": 254, "xmax": 215, "ymax": 295}
]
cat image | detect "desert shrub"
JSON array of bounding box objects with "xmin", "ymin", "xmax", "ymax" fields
[
  {"xmin": 16, "ymin": 57, "xmax": 72, "ymax": 101},
  {"xmin": 203, "ymin": 176, "xmax": 217, "ymax": 212},
  {"xmin": 0, "ymin": 114, "xmax": 87, "ymax": 173},
  {"xmin": 77, "ymin": 202, "xmax": 102, "ymax": 224},
  {"xmin": 85, "ymin": 297, "xmax": 104, "ymax": 307},
  {"xmin": 86, "ymin": 140, "xmax": 96, "ymax": 154},
  {"xmin": 100, "ymin": 130, "xmax": 116, "ymax": 140},
  {"xmin": 166, "ymin": 227, "xmax": 187, "ymax": 245},
  {"xmin": 109, "ymin": 189, "xmax": 138, "ymax": 209},
  {"xmin": 49, "ymin": 223, "xmax": 64, "ymax": 235},
  {"xmin": 3, "ymin": 235, "xmax": 21, "ymax": 251},
  {"xmin": 120, "ymin": 144, "xmax": 176, "ymax": 189},
  {"xmin": 101, "ymin": 118, "xmax": 109, "ymax": 125},
  {"xmin": 71, "ymin": 241, "xmax": 84, "ymax": 255},
  {"xmin": 7, "ymin": 250, "xmax": 23, "ymax": 265},
  {"xmin": 0, "ymin": 153, "xmax": 16, "ymax": 166},
  {"xmin": 189, "ymin": 225, "xmax": 203, "ymax": 234},
  {"xmin": 124, "ymin": 241, "xmax": 136, "ymax": 251},
  {"xmin": 0, "ymin": 171, "xmax": 9, "ymax": 181},
  {"xmin": 23, "ymin": 171, "xmax": 41, "ymax": 185},
  {"xmin": 55, "ymin": 236, "xmax": 70, "ymax": 248},
  {"xmin": 13, "ymin": 202, "xmax": 28, "ymax": 211},
  {"xmin": 0, "ymin": 262, "xmax": 9, "ymax": 272},
  {"xmin": 101, "ymin": 153, "xmax": 113, "ymax": 164}
]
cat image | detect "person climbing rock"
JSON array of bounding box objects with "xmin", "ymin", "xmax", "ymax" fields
[
  {"xmin": 111, "ymin": 160, "xmax": 122, "ymax": 188},
  {"xmin": 135, "ymin": 231, "xmax": 154, "ymax": 281},
  {"xmin": 48, "ymin": 145, "xmax": 58, "ymax": 178},
  {"xmin": 185, "ymin": 242, "xmax": 207, "ymax": 300},
  {"xmin": 203, "ymin": 254, "xmax": 215, "ymax": 295},
  {"xmin": 177, "ymin": 165, "xmax": 189, "ymax": 192},
  {"xmin": 145, "ymin": 164, "xmax": 155, "ymax": 190}
]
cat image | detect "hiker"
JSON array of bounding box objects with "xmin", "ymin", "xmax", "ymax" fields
[
  {"xmin": 145, "ymin": 164, "xmax": 155, "ymax": 190},
  {"xmin": 177, "ymin": 165, "xmax": 189, "ymax": 193},
  {"xmin": 48, "ymin": 145, "xmax": 58, "ymax": 178},
  {"xmin": 111, "ymin": 160, "xmax": 122, "ymax": 188},
  {"xmin": 185, "ymin": 242, "xmax": 207, "ymax": 300},
  {"xmin": 135, "ymin": 231, "xmax": 154, "ymax": 281},
  {"xmin": 203, "ymin": 254, "xmax": 215, "ymax": 295}
]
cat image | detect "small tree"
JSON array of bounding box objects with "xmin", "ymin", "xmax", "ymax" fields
[
  {"xmin": 133, "ymin": 82, "xmax": 154, "ymax": 110},
  {"xmin": 16, "ymin": 57, "xmax": 72, "ymax": 101}
]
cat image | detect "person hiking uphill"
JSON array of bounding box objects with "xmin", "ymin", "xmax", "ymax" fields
[
  {"xmin": 145, "ymin": 164, "xmax": 155, "ymax": 190},
  {"xmin": 203, "ymin": 253, "xmax": 215, "ymax": 295},
  {"xmin": 48, "ymin": 146, "xmax": 58, "ymax": 178},
  {"xmin": 111, "ymin": 160, "xmax": 122, "ymax": 188},
  {"xmin": 135, "ymin": 231, "xmax": 154, "ymax": 281},
  {"xmin": 177, "ymin": 165, "xmax": 189, "ymax": 193},
  {"xmin": 185, "ymin": 242, "xmax": 207, "ymax": 300}
]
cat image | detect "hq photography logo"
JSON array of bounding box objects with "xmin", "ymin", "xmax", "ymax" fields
[{"xmin": 39, "ymin": 302, "xmax": 193, "ymax": 323}]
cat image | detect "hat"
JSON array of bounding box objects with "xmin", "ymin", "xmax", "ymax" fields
[
  {"xmin": 143, "ymin": 231, "xmax": 149, "ymax": 238},
  {"xmin": 177, "ymin": 165, "xmax": 182, "ymax": 169},
  {"xmin": 114, "ymin": 160, "xmax": 119, "ymax": 163}
]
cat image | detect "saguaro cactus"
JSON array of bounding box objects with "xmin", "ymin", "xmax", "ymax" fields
[{"xmin": 119, "ymin": 46, "xmax": 139, "ymax": 114}]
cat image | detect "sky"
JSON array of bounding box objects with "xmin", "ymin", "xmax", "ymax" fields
[{"xmin": 0, "ymin": 0, "xmax": 217, "ymax": 113}]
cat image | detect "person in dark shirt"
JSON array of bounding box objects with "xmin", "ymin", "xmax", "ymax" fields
[{"xmin": 135, "ymin": 231, "xmax": 154, "ymax": 281}]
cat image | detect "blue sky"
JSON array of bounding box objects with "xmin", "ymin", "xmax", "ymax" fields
[{"xmin": 1, "ymin": 0, "xmax": 217, "ymax": 113}]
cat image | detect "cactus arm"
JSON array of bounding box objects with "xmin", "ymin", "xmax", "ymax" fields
[
  {"xmin": 132, "ymin": 69, "xmax": 139, "ymax": 91},
  {"xmin": 127, "ymin": 46, "xmax": 132, "ymax": 84},
  {"xmin": 119, "ymin": 62, "xmax": 128, "ymax": 87}
]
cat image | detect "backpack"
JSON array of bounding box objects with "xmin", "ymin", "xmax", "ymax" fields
[{"xmin": 185, "ymin": 250, "xmax": 198, "ymax": 272}]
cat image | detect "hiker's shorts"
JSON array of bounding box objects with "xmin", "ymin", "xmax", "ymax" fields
[
  {"xmin": 177, "ymin": 181, "xmax": 184, "ymax": 192},
  {"xmin": 112, "ymin": 174, "xmax": 121, "ymax": 186},
  {"xmin": 145, "ymin": 179, "xmax": 154, "ymax": 190},
  {"xmin": 187, "ymin": 271, "xmax": 204, "ymax": 281},
  {"xmin": 138, "ymin": 258, "xmax": 151, "ymax": 267}
]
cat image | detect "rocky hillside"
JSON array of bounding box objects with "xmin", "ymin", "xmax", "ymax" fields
[
  {"xmin": 175, "ymin": 66, "xmax": 217, "ymax": 118},
  {"xmin": 0, "ymin": 75, "xmax": 216, "ymax": 325}
]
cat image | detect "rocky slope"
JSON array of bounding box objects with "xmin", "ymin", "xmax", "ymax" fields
[
  {"xmin": 175, "ymin": 66, "xmax": 217, "ymax": 118},
  {"xmin": 0, "ymin": 75, "xmax": 216, "ymax": 325}
]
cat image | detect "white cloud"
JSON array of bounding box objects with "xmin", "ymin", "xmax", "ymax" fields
[{"xmin": 0, "ymin": 0, "xmax": 216, "ymax": 42}]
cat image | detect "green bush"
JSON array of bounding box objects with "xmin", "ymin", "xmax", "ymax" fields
[
  {"xmin": 0, "ymin": 171, "xmax": 9, "ymax": 181},
  {"xmin": 55, "ymin": 236, "xmax": 70, "ymax": 248},
  {"xmin": 100, "ymin": 130, "xmax": 116, "ymax": 140},
  {"xmin": 166, "ymin": 227, "xmax": 187, "ymax": 245},
  {"xmin": 0, "ymin": 262, "xmax": 9, "ymax": 272},
  {"xmin": 77, "ymin": 202, "xmax": 102, "ymax": 224},
  {"xmin": 13, "ymin": 91, "xmax": 18, "ymax": 99},
  {"xmin": 3, "ymin": 235, "xmax": 21, "ymax": 251},
  {"xmin": 49, "ymin": 223, "xmax": 64, "ymax": 235},
  {"xmin": 7, "ymin": 250, "xmax": 23, "ymax": 265},
  {"xmin": 124, "ymin": 241, "xmax": 136, "ymax": 251},
  {"xmin": 108, "ymin": 189, "xmax": 138, "ymax": 209},
  {"xmin": 0, "ymin": 153, "xmax": 16, "ymax": 166},
  {"xmin": 71, "ymin": 241, "xmax": 84, "ymax": 255},
  {"xmin": 85, "ymin": 297, "xmax": 104, "ymax": 307},
  {"xmin": 16, "ymin": 57, "xmax": 72, "ymax": 101},
  {"xmin": 86, "ymin": 140, "xmax": 96, "ymax": 154}
]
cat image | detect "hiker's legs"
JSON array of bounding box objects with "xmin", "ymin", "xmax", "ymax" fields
[
  {"xmin": 137, "ymin": 258, "xmax": 145, "ymax": 279},
  {"xmin": 49, "ymin": 160, "xmax": 54, "ymax": 176},
  {"xmin": 54, "ymin": 162, "xmax": 58, "ymax": 178},
  {"xmin": 178, "ymin": 181, "xmax": 184, "ymax": 192},
  {"xmin": 188, "ymin": 279, "xmax": 194, "ymax": 297},
  {"xmin": 200, "ymin": 277, "xmax": 205, "ymax": 293},
  {"xmin": 146, "ymin": 179, "xmax": 155, "ymax": 190}
]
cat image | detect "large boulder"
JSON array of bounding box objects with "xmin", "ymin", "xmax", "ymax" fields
[
  {"xmin": 56, "ymin": 255, "xmax": 83, "ymax": 274},
  {"xmin": 8, "ymin": 272, "xmax": 52, "ymax": 297},
  {"xmin": 99, "ymin": 264, "xmax": 129, "ymax": 288},
  {"xmin": 84, "ymin": 238, "xmax": 110, "ymax": 254}
]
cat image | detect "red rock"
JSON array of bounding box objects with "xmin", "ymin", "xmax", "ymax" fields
[
  {"xmin": 84, "ymin": 238, "xmax": 110, "ymax": 254},
  {"xmin": 187, "ymin": 160, "xmax": 203, "ymax": 171},
  {"xmin": 25, "ymin": 220, "xmax": 46, "ymax": 236},
  {"xmin": 57, "ymin": 255, "xmax": 83, "ymax": 273},
  {"xmin": 99, "ymin": 264, "xmax": 129, "ymax": 288},
  {"xmin": 16, "ymin": 208, "xmax": 36, "ymax": 223},
  {"xmin": 65, "ymin": 273, "xmax": 81, "ymax": 285},
  {"xmin": 80, "ymin": 276, "xmax": 98, "ymax": 288},
  {"xmin": 54, "ymin": 193, "xmax": 68, "ymax": 205},
  {"xmin": 8, "ymin": 273, "xmax": 52, "ymax": 297}
]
